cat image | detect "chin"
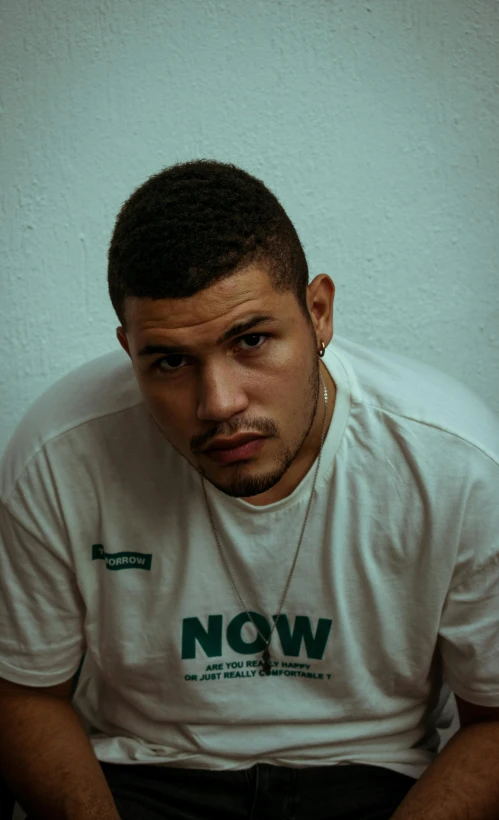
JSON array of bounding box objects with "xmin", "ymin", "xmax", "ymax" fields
[{"xmin": 202, "ymin": 461, "xmax": 289, "ymax": 499}]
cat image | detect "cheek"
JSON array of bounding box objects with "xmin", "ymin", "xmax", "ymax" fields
[
  {"xmin": 145, "ymin": 393, "xmax": 190, "ymax": 442},
  {"xmin": 265, "ymin": 352, "xmax": 314, "ymax": 396}
]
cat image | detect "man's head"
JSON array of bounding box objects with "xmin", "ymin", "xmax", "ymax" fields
[{"xmin": 109, "ymin": 160, "xmax": 335, "ymax": 502}]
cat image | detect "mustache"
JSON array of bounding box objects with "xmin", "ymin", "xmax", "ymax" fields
[{"xmin": 191, "ymin": 418, "xmax": 278, "ymax": 453}]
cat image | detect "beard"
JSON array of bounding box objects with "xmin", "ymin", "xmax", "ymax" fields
[{"xmin": 196, "ymin": 352, "xmax": 322, "ymax": 499}]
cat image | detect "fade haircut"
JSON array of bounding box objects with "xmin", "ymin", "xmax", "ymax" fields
[{"xmin": 107, "ymin": 159, "xmax": 311, "ymax": 331}]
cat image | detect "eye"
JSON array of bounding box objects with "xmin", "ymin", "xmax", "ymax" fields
[
  {"xmin": 152, "ymin": 353, "xmax": 187, "ymax": 374},
  {"xmin": 152, "ymin": 333, "xmax": 269, "ymax": 375},
  {"xmin": 236, "ymin": 333, "xmax": 268, "ymax": 351}
]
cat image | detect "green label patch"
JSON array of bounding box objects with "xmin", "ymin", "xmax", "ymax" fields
[{"xmin": 92, "ymin": 543, "xmax": 152, "ymax": 571}]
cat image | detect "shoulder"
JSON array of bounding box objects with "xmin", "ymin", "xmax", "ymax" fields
[
  {"xmin": 0, "ymin": 350, "xmax": 144, "ymax": 502},
  {"xmin": 328, "ymin": 335, "xmax": 499, "ymax": 466}
]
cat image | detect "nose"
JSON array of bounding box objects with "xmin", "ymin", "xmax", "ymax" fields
[{"xmin": 196, "ymin": 362, "xmax": 249, "ymax": 422}]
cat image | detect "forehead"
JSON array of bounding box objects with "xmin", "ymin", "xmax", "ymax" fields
[{"xmin": 125, "ymin": 265, "xmax": 297, "ymax": 341}]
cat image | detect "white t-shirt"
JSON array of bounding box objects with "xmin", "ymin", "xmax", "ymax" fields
[{"xmin": 1, "ymin": 335, "xmax": 499, "ymax": 782}]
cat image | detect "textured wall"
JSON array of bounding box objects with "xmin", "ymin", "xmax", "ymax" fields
[{"xmin": 1, "ymin": 0, "xmax": 499, "ymax": 455}]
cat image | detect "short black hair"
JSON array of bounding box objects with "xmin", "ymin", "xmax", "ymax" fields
[{"xmin": 107, "ymin": 159, "xmax": 311, "ymax": 331}]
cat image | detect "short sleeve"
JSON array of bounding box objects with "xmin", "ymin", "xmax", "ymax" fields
[
  {"xmin": 0, "ymin": 499, "xmax": 85, "ymax": 686},
  {"xmin": 438, "ymin": 449, "xmax": 499, "ymax": 707}
]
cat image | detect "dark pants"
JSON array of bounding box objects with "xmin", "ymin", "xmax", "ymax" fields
[{"xmin": 99, "ymin": 761, "xmax": 417, "ymax": 820}]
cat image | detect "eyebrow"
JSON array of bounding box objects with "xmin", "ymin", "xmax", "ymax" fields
[{"xmin": 137, "ymin": 314, "xmax": 280, "ymax": 358}]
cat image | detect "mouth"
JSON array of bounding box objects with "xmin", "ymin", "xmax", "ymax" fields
[{"xmin": 204, "ymin": 437, "xmax": 267, "ymax": 465}]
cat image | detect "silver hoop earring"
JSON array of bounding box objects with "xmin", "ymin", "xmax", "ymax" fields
[{"xmin": 318, "ymin": 341, "xmax": 326, "ymax": 358}]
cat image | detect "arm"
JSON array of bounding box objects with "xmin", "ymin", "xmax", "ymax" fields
[
  {"xmin": 0, "ymin": 676, "xmax": 120, "ymax": 820},
  {"xmin": 391, "ymin": 699, "xmax": 499, "ymax": 820}
]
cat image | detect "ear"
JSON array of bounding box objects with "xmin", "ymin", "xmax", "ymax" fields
[
  {"xmin": 116, "ymin": 327, "xmax": 131, "ymax": 357},
  {"xmin": 306, "ymin": 274, "xmax": 335, "ymax": 349}
]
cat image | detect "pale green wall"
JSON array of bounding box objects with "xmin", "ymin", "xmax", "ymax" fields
[{"xmin": 1, "ymin": 0, "xmax": 499, "ymax": 453}]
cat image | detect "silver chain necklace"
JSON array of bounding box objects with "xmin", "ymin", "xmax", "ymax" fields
[{"xmin": 201, "ymin": 368, "xmax": 328, "ymax": 676}]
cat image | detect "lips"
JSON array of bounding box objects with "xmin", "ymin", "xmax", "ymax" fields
[
  {"xmin": 204, "ymin": 435, "xmax": 265, "ymax": 452},
  {"xmin": 204, "ymin": 436, "xmax": 267, "ymax": 465}
]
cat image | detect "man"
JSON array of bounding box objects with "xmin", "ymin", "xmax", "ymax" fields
[{"xmin": 0, "ymin": 160, "xmax": 499, "ymax": 820}]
